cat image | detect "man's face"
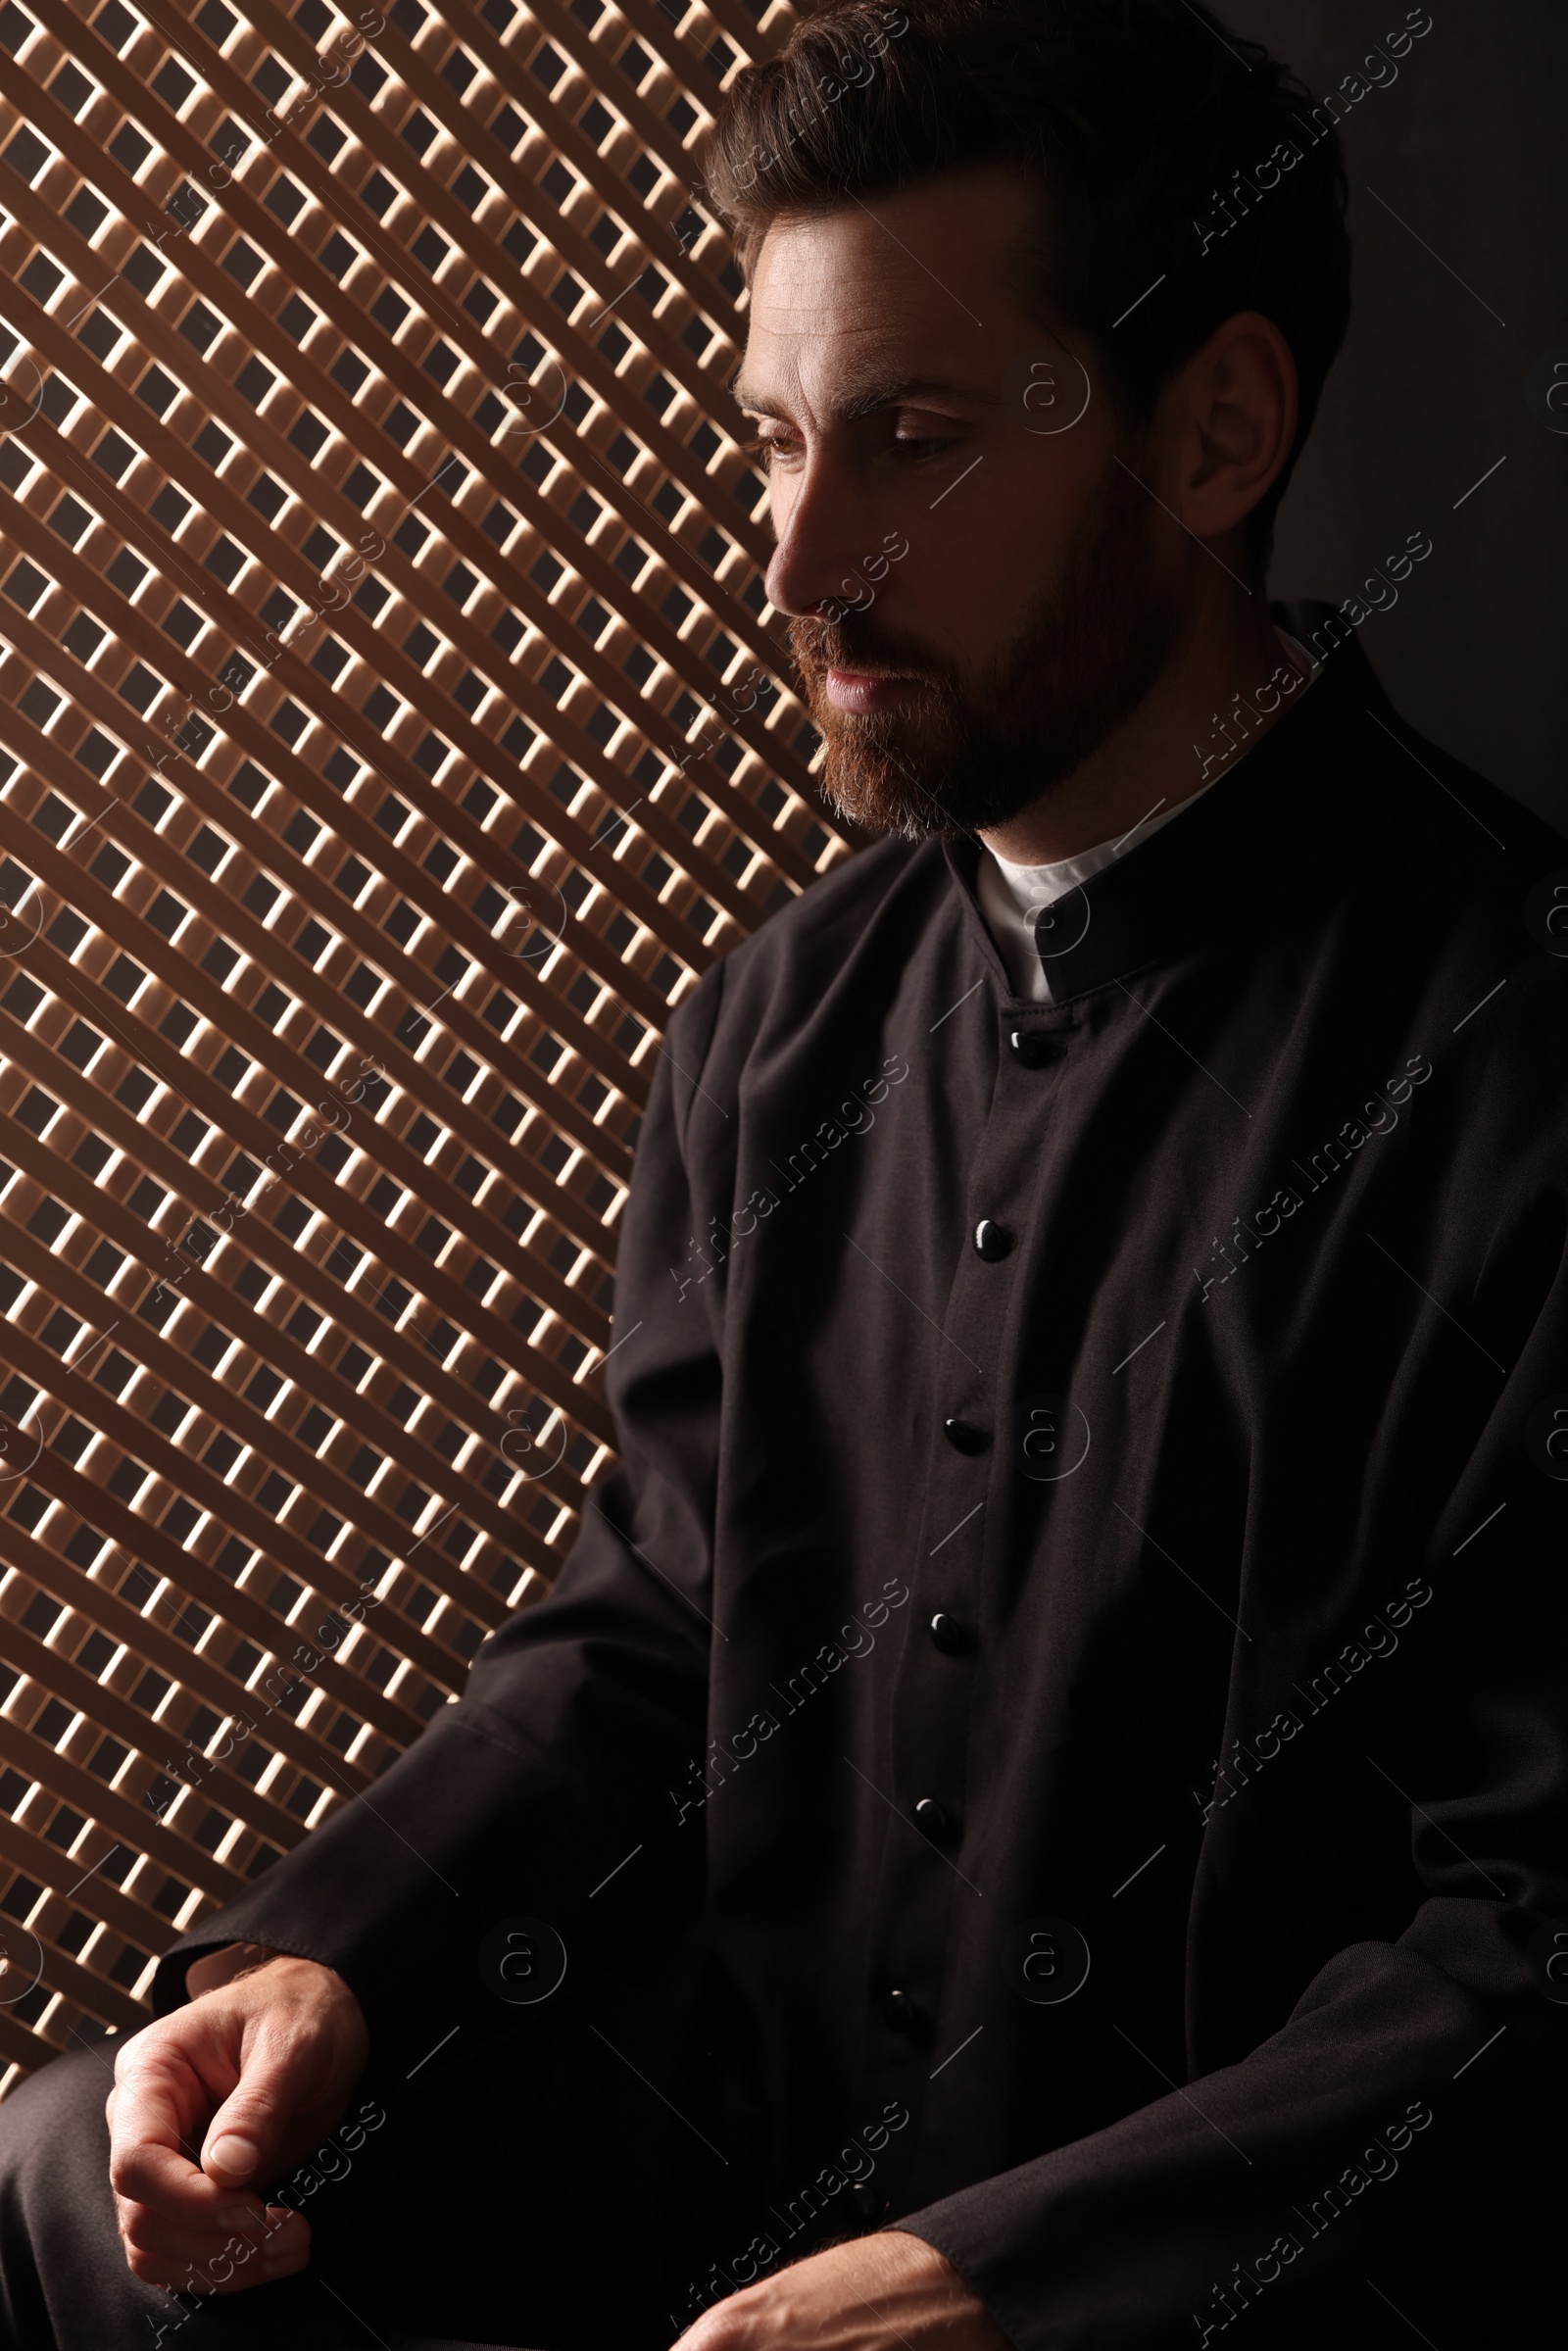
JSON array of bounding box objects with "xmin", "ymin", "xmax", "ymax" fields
[{"xmin": 736, "ymin": 167, "xmax": 1185, "ymax": 839}]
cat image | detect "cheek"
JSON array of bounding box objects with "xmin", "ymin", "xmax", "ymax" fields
[{"xmin": 903, "ymin": 477, "xmax": 1073, "ymax": 653}]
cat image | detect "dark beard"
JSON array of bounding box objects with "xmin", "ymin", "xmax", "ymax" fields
[{"xmin": 788, "ymin": 446, "xmax": 1183, "ymax": 839}]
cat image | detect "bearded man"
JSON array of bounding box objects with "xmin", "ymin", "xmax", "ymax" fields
[{"xmin": 2, "ymin": 2, "xmax": 1563, "ymax": 2347}]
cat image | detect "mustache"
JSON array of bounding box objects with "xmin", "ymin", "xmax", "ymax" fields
[{"xmin": 790, "ymin": 612, "xmax": 948, "ymax": 690}]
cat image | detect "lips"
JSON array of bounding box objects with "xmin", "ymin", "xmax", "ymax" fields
[{"xmin": 824, "ymin": 667, "xmax": 919, "ymax": 714}]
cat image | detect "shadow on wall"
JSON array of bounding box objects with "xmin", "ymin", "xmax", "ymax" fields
[{"xmin": 1225, "ymin": 0, "xmax": 1568, "ymax": 830}]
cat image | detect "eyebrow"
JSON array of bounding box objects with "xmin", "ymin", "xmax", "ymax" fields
[{"xmin": 726, "ymin": 371, "xmax": 997, "ymax": 422}]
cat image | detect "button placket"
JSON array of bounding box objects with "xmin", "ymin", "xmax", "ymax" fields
[{"xmin": 868, "ymin": 992, "xmax": 1077, "ymax": 2133}]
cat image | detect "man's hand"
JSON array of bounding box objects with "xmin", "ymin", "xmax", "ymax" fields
[
  {"xmin": 106, "ymin": 1947, "xmax": 369, "ymax": 2296},
  {"xmin": 671, "ymin": 2229, "xmax": 1014, "ymax": 2351}
]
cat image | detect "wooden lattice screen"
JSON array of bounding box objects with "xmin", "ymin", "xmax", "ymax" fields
[{"xmin": 0, "ymin": 0, "xmax": 846, "ymax": 2090}]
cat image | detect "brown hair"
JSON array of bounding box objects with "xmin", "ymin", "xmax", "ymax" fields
[{"xmin": 702, "ymin": 0, "xmax": 1352, "ymax": 574}]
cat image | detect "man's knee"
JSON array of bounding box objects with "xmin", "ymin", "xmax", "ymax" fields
[
  {"xmin": 0, "ymin": 2035, "xmax": 128, "ymax": 2348},
  {"xmin": 0, "ymin": 2033, "xmax": 118, "ymax": 2197}
]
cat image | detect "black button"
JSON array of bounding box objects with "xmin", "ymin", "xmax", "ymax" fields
[
  {"xmin": 849, "ymin": 2181, "xmax": 881, "ymax": 2222},
  {"xmin": 973, "ymin": 1218, "xmax": 1013, "ymax": 1260},
  {"xmin": 1009, "ymin": 1028, "xmax": 1066, "ymax": 1067},
  {"xmin": 880, "ymin": 1986, "xmax": 923, "ymax": 2033},
  {"xmin": 943, "ymin": 1416, "xmax": 988, "ymax": 1454},
  {"xmin": 928, "ymin": 1610, "xmax": 973, "ymax": 1656},
  {"xmin": 913, "ymin": 1796, "xmax": 957, "ymax": 1842}
]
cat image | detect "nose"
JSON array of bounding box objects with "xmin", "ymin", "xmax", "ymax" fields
[{"xmin": 763, "ymin": 456, "xmax": 874, "ymax": 621}]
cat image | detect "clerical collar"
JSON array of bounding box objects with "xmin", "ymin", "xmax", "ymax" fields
[
  {"xmin": 943, "ymin": 599, "xmax": 1402, "ymax": 1008},
  {"xmin": 975, "ymin": 626, "xmax": 1319, "ymax": 1002}
]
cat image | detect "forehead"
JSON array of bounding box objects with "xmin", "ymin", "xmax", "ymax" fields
[{"xmin": 736, "ymin": 169, "xmax": 1044, "ymax": 412}]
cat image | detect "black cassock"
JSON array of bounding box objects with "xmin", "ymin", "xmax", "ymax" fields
[{"xmin": 153, "ymin": 604, "xmax": 1568, "ymax": 2348}]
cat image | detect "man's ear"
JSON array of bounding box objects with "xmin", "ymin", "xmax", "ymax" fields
[{"xmin": 1170, "ymin": 310, "xmax": 1298, "ymax": 546}]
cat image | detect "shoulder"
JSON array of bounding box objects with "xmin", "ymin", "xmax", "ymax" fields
[
  {"xmin": 1308, "ymin": 625, "xmax": 1566, "ymax": 980},
  {"xmin": 727, "ymin": 831, "xmax": 943, "ymax": 977},
  {"xmin": 1361, "ymin": 720, "xmax": 1568, "ymax": 1176},
  {"xmin": 1380, "ymin": 722, "xmax": 1567, "ymax": 881},
  {"xmin": 667, "ymin": 831, "xmax": 945, "ymax": 1051},
  {"xmin": 1277, "ymin": 597, "xmax": 1568, "ymax": 894},
  {"xmin": 1366, "ymin": 712, "xmax": 1568, "ymax": 973}
]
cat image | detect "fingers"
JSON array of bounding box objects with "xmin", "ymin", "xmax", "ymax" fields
[
  {"xmin": 111, "ymin": 2012, "xmax": 296, "ymax": 2229},
  {"xmin": 115, "ymin": 2201, "xmax": 311, "ymax": 2295},
  {"xmin": 108, "ymin": 2039, "xmax": 221, "ymax": 2229},
  {"xmin": 112, "ymin": 2013, "xmax": 299, "ymax": 2214},
  {"xmin": 113, "ymin": 2162, "xmax": 313, "ymax": 2295},
  {"xmin": 108, "ymin": 2017, "xmax": 302, "ymax": 2281},
  {"xmin": 116, "ymin": 2198, "xmax": 306, "ymax": 2270}
]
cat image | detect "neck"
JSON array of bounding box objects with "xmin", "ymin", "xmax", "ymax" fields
[{"xmin": 976, "ymin": 583, "xmax": 1309, "ymax": 867}]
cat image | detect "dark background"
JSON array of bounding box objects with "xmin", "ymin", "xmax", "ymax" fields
[{"xmin": 1226, "ymin": 0, "xmax": 1566, "ymax": 829}]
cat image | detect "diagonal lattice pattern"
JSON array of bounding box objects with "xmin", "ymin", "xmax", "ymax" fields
[{"xmin": 0, "ymin": 0, "xmax": 845, "ymax": 2089}]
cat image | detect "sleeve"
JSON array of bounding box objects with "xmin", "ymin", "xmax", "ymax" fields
[
  {"xmin": 149, "ymin": 959, "xmax": 731, "ymax": 2073},
  {"xmin": 891, "ymin": 1169, "xmax": 1568, "ymax": 2346}
]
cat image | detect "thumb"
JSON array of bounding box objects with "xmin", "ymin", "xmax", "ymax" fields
[{"xmin": 200, "ymin": 2060, "xmax": 296, "ymax": 2190}]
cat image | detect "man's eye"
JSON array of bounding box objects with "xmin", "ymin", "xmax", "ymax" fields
[
  {"xmin": 740, "ymin": 433, "xmax": 797, "ymax": 468},
  {"xmin": 894, "ymin": 437, "xmax": 957, "ymax": 461}
]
